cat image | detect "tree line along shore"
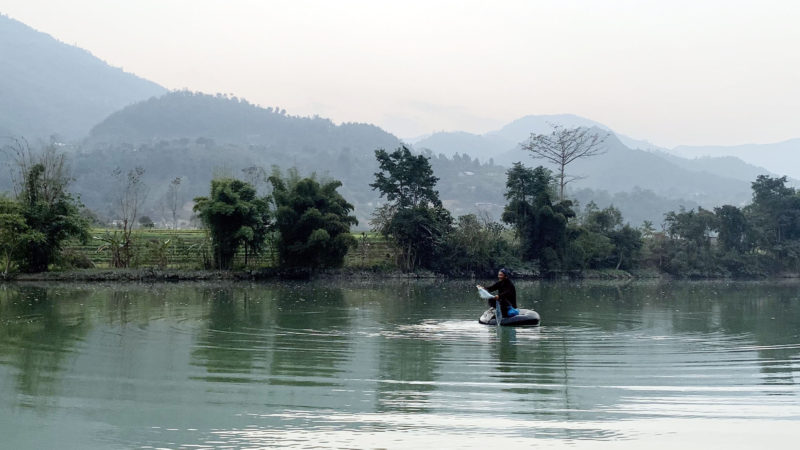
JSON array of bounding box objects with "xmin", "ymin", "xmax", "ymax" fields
[{"xmin": 3, "ymin": 126, "xmax": 800, "ymax": 281}]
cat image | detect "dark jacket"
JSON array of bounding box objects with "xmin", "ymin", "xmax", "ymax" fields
[{"xmin": 485, "ymin": 278, "xmax": 517, "ymax": 308}]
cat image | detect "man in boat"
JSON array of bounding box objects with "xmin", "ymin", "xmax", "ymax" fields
[{"xmin": 477, "ymin": 268, "xmax": 519, "ymax": 318}]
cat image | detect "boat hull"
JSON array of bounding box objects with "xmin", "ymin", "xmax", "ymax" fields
[{"xmin": 479, "ymin": 308, "xmax": 540, "ymax": 326}]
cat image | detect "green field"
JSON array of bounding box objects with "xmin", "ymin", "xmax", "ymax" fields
[{"xmin": 63, "ymin": 228, "xmax": 397, "ymax": 270}]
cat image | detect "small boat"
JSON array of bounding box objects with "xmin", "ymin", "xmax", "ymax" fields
[{"xmin": 479, "ymin": 308, "xmax": 541, "ymax": 326}]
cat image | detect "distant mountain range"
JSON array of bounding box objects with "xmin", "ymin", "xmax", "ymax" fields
[
  {"xmin": 2, "ymin": 15, "xmax": 799, "ymax": 227},
  {"xmin": 0, "ymin": 14, "xmax": 166, "ymax": 140},
  {"xmin": 671, "ymin": 139, "xmax": 800, "ymax": 180},
  {"xmin": 414, "ymin": 114, "xmax": 784, "ymax": 185}
]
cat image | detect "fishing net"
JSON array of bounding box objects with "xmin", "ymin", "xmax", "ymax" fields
[{"xmin": 477, "ymin": 287, "xmax": 494, "ymax": 300}]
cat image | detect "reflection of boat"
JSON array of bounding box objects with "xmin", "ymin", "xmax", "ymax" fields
[{"xmin": 479, "ymin": 308, "xmax": 540, "ymax": 326}]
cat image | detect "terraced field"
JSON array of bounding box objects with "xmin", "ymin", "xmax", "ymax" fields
[{"xmin": 64, "ymin": 229, "xmax": 397, "ymax": 269}]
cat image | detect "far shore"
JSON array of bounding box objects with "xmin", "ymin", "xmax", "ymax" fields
[{"xmin": 2, "ymin": 267, "xmax": 666, "ymax": 283}]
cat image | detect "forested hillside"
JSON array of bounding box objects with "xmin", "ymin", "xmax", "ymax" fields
[
  {"xmin": 70, "ymin": 91, "xmax": 505, "ymax": 226},
  {"xmin": 0, "ymin": 14, "xmax": 166, "ymax": 140}
]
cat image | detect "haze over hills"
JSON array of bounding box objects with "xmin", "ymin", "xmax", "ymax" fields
[
  {"xmin": 671, "ymin": 139, "xmax": 800, "ymax": 180},
  {"xmin": 72, "ymin": 93, "xmax": 756, "ymax": 228},
  {"xmin": 498, "ymin": 132, "xmax": 752, "ymax": 205},
  {"xmin": 86, "ymin": 91, "xmax": 399, "ymax": 152},
  {"xmin": 1, "ymin": 15, "xmax": 797, "ymax": 229},
  {"xmin": 0, "ymin": 14, "xmax": 166, "ymax": 140}
]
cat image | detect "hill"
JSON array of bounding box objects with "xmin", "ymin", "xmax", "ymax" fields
[
  {"xmin": 76, "ymin": 100, "xmax": 776, "ymax": 227},
  {"xmin": 498, "ymin": 131, "xmax": 752, "ymax": 207},
  {"xmin": 414, "ymin": 114, "xmax": 610, "ymax": 161},
  {"xmin": 72, "ymin": 92, "xmax": 513, "ymax": 227},
  {"xmin": 671, "ymin": 139, "xmax": 800, "ymax": 181},
  {"xmin": 0, "ymin": 14, "xmax": 166, "ymax": 140},
  {"xmin": 86, "ymin": 90, "xmax": 398, "ymax": 153}
]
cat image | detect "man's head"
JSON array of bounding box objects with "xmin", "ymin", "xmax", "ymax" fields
[{"xmin": 498, "ymin": 268, "xmax": 510, "ymax": 279}]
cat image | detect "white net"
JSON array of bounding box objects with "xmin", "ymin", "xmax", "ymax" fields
[{"xmin": 477, "ymin": 287, "xmax": 494, "ymax": 300}]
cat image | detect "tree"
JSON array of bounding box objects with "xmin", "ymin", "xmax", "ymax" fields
[
  {"xmin": 193, "ymin": 178, "xmax": 270, "ymax": 270},
  {"xmin": 270, "ymin": 172, "xmax": 357, "ymax": 268},
  {"xmin": 501, "ymin": 164, "xmax": 573, "ymax": 272},
  {"xmin": 714, "ymin": 205, "xmax": 749, "ymax": 252},
  {"xmin": 520, "ymin": 125, "xmax": 607, "ymax": 202},
  {"xmin": 166, "ymin": 177, "xmax": 182, "ymax": 230},
  {"xmin": 746, "ymin": 175, "xmax": 800, "ymax": 247},
  {"xmin": 0, "ymin": 197, "xmax": 44, "ymax": 275},
  {"xmin": 664, "ymin": 207, "xmax": 717, "ymax": 248},
  {"xmin": 609, "ymin": 225, "xmax": 643, "ymax": 270},
  {"xmin": 138, "ymin": 215, "xmax": 155, "ymax": 228},
  {"xmin": 109, "ymin": 167, "xmax": 148, "ymax": 267},
  {"xmin": 370, "ymin": 146, "xmax": 441, "ymax": 209},
  {"xmin": 6, "ymin": 142, "xmax": 89, "ymax": 272},
  {"xmin": 370, "ymin": 147, "xmax": 452, "ymax": 271},
  {"xmin": 437, "ymin": 213, "xmax": 515, "ymax": 276},
  {"xmin": 503, "ymin": 162, "xmax": 553, "ymax": 241}
]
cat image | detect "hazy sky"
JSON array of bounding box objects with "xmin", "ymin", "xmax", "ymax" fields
[{"xmin": 3, "ymin": 0, "xmax": 799, "ymax": 147}]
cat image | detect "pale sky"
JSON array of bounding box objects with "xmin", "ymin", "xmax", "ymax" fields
[{"xmin": 3, "ymin": 0, "xmax": 799, "ymax": 147}]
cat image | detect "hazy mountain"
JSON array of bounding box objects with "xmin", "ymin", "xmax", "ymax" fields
[
  {"xmin": 497, "ymin": 131, "xmax": 752, "ymax": 207},
  {"xmin": 489, "ymin": 114, "xmax": 611, "ymax": 143},
  {"xmin": 671, "ymin": 139, "xmax": 800, "ymax": 180},
  {"xmin": 0, "ymin": 14, "xmax": 166, "ymax": 140},
  {"xmin": 413, "ymin": 114, "xmax": 776, "ymax": 185},
  {"xmin": 414, "ymin": 114, "xmax": 610, "ymax": 161},
  {"xmin": 87, "ymin": 91, "xmax": 400, "ymax": 153},
  {"xmin": 0, "ymin": 13, "xmax": 784, "ymax": 228},
  {"xmin": 653, "ymin": 152, "xmax": 779, "ymax": 184},
  {"xmin": 70, "ymin": 94, "xmax": 778, "ymax": 226},
  {"xmin": 73, "ymin": 92, "xmax": 510, "ymax": 226},
  {"xmin": 414, "ymin": 131, "xmax": 515, "ymax": 162},
  {"xmin": 409, "ymin": 118, "xmax": 761, "ymax": 225}
]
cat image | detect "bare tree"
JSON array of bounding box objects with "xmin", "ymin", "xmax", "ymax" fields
[
  {"xmin": 111, "ymin": 166, "xmax": 148, "ymax": 266},
  {"xmin": 520, "ymin": 125, "xmax": 608, "ymax": 202},
  {"xmin": 166, "ymin": 177, "xmax": 182, "ymax": 230},
  {"xmin": 3, "ymin": 137, "xmax": 72, "ymax": 202}
]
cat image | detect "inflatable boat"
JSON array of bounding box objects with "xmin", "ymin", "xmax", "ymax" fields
[{"xmin": 479, "ymin": 308, "xmax": 541, "ymax": 326}]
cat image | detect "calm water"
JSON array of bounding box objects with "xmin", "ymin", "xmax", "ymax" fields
[{"xmin": 1, "ymin": 280, "xmax": 798, "ymax": 449}]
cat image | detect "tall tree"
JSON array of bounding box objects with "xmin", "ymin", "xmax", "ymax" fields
[
  {"xmin": 193, "ymin": 178, "xmax": 271, "ymax": 270},
  {"xmin": 270, "ymin": 172, "xmax": 357, "ymax": 268},
  {"xmin": 370, "ymin": 146, "xmax": 441, "ymax": 208},
  {"xmin": 166, "ymin": 176, "xmax": 182, "ymax": 230},
  {"xmin": 0, "ymin": 197, "xmax": 43, "ymax": 275},
  {"xmin": 714, "ymin": 205, "xmax": 749, "ymax": 252},
  {"xmin": 6, "ymin": 142, "xmax": 89, "ymax": 272},
  {"xmin": 370, "ymin": 146, "xmax": 452, "ymax": 271},
  {"xmin": 501, "ymin": 164, "xmax": 574, "ymax": 273},
  {"xmin": 110, "ymin": 166, "xmax": 148, "ymax": 267},
  {"xmin": 520, "ymin": 125, "xmax": 607, "ymax": 202}
]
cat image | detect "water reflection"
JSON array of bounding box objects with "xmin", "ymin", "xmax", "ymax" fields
[
  {"xmin": 0, "ymin": 285, "xmax": 90, "ymax": 411},
  {"xmin": 0, "ymin": 280, "xmax": 799, "ymax": 449}
]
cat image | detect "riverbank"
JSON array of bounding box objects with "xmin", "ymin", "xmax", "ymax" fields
[
  {"xmin": 1, "ymin": 267, "xmax": 676, "ymax": 283},
  {"xmin": 3, "ymin": 267, "xmax": 451, "ymax": 282},
  {"xmin": 12, "ymin": 267, "xmax": 800, "ymax": 283}
]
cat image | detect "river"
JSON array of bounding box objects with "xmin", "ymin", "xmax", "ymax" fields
[{"xmin": 1, "ymin": 280, "xmax": 798, "ymax": 449}]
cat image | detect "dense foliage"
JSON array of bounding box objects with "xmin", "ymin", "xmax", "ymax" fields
[
  {"xmin": 0, "ymin": 196, "xmax": 42, "ymax": 275},
  {"xmin": 501, "ymin": 164, "xmax": 574, "ymax": 273},
  {"xmin": 651, "ymin": 175, "xmax": 800, "ymax": 278},
  {"xmin": 370, "ymin": 147, "xmax": 453, "ymax": 271},
  {"xmin": 193, "ymin": 178, "xmax": 270, "ymax": 270},
  {"xmin": 270, "ymin": 170, "xmax": 358, "ymax": 268},
  {"xmin": 14, "ymin": 150, "xmax": 90, "ymax": 272}
]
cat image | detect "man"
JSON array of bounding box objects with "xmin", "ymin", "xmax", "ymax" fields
[{"xmin": 477, "ymin": 268, "xmax": 518, "ymax": 318}]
